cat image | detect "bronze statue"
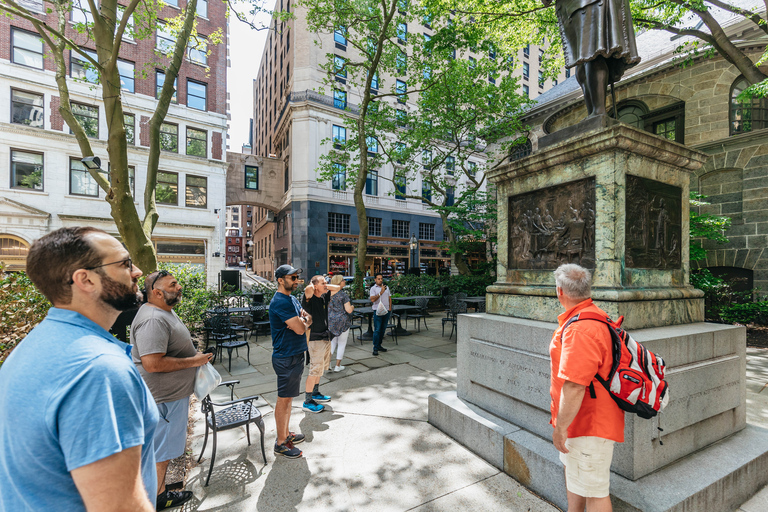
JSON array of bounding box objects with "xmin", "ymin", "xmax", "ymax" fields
[{"xmin": 543, "ymin": 0, "xmax": 641, "ymax": 117}]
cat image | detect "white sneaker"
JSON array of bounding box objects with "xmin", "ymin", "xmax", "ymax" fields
[{"xmin": 334, "ymin": 365, "xmax": 345, "ymax": 372}]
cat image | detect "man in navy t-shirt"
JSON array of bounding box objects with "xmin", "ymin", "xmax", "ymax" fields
[{"xmin": 269, "ymin": 264, "xmax": 313, "ymax": 458}]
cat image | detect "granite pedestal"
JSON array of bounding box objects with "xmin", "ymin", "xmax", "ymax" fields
[{"xmin": 428, "ymin": 122, "xmax": 768, "ymax": 511}]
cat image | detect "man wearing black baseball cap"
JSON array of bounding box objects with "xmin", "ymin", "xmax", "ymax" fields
[{"xmin": 269, "ymin": 264, "xmax": 312, "ymax": 458}]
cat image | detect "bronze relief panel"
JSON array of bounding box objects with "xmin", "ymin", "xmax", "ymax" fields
[
  {"xmin": 625, "ymin": 175, "xmax": 682, "ymax": 269},
  {"xmin": 507, "ymin": 178, "xmax": 596, "ymax": 270}
]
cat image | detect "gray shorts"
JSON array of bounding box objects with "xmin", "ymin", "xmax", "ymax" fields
[{"xmin": 154, "ymin": 396, "xmax": 190, "ymax": 463}]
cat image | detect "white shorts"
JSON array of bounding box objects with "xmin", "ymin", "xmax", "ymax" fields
[{"xmin": 559, "ymin": 436, "xmax": 615, "ymax": 498}]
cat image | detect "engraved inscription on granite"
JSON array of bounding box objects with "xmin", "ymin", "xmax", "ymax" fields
[
  {"xmin": 625, "ymin": 175, "xmax": 682, "ymax": 269},
  {"xmin": 508, "ymin": 178, "xmax": 596, "ymax": 269}
]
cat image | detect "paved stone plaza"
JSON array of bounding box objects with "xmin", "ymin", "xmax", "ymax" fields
[{"xmin": 178, "ymin": 317, "xmax": 768, "ymax": 511}]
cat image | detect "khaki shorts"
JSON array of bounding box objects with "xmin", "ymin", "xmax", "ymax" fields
[
  {"xmin": 308, "ymin": 338, "xmax": 331, "ymax": 377},
  {"xmin": 559, "ymin": 436, "xmax": 615, "ymax": 498}
]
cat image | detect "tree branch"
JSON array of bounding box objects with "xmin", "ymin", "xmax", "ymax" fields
[{"xmin": 705, "ymin": 0, "xmax": 768, "ymax": 36}]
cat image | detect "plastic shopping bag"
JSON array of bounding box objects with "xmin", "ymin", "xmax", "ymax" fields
[
  {"xmin": 376, "ymin": 301, "xmax": 388, "ymax": 316},
  {"xmin": 194, "ymin": 362, "xmax": 222, "ymax": 400}
]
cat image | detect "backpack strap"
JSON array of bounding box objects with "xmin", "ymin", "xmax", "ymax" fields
[{"xmin": 559, "ymin": 311, "xmax": 618, "ymax": 399}]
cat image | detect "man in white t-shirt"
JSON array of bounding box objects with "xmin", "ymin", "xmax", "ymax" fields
[{"xmin": 369, "ymin": 272, "xmax": 391, "ymax": 356}]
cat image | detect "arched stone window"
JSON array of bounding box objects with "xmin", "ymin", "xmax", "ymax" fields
[
  {"xmin": 730, "ymin": 77, "xmax": 768, "ymax": 136},
  {"xmin": 510, "ymin": 138, "xmax": 532, "ymax": 161},
  {"xmin": 0, "ymin": 235, "xmax": 30, "ymax": 271},
  {"xmin": 615, "ymin": 101, "xmax": 648, "ymax": 128}
]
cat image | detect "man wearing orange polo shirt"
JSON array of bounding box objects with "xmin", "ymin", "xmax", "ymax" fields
[{"xmin": 550, "ymin": 263, "xmax": 624, "ymax": 512}]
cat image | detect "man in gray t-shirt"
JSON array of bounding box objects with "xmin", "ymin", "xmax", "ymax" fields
[{"xmin": 131, "ymin": 271, "xmax": 211, "ymax": 511}]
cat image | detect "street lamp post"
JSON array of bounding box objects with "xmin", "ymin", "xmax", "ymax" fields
[{"xmin": 409, "ymin": 233, "xmax": 419, "ymax": 275}]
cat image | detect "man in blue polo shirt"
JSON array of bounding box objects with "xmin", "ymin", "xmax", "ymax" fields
[
  {"xmin": 269, "ymin": 264, "xmax": 313, "ymax": 458},
  {"xmin": 0, "ymin": 227, "xmax": 158, "ymax": 511}
]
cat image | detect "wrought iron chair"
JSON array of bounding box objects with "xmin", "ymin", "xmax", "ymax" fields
[
  {"xmin": 198, "ymin": 380, "xmax": 265, "ymax": 487},
  {"xmin": 442, "ymin": 300, "xmax": 467, "ymax": 339},
  {"xmin": 408, "ymin": 298, "xmax": 430, "ymax": 332},
  {"xmin": 385, "ymin": 313, "xmax": 400, "ymax": 345},
  {"xmin": 207, "ymin": 313, "xmax": 250, "ymax": 371},
  {"xmin": 349, "ymin": 312, "xmax": 364, "ymax": 344},
  {"xmin": 249, "ymin": 303, "xmax": 271, "ymax": 339}
]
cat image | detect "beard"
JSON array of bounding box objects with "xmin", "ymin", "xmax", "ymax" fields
[
  {"xmin": 99, "ymin": 273, "xmax": 142, "ymax": 311},
  {"xmin": 162, "ymin": 288, "xmax": 182, "ymax": 307}
]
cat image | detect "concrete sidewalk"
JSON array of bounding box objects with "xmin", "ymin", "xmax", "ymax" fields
[{"xmin": 179, "ymin": 319, "xmax": 768, "ymax": 511}]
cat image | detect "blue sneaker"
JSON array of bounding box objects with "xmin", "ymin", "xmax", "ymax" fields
[
  {"xmin": 303, "ymin": 399, "xmax": 325, "ymax": 413},
  {"xmin": 286, "ymin": 431, "xmax": 305, "ymax": 444},
  {"xmin": 274, "ymin": 441, "xmax": 302, "ymax": 458},
  {"xmin": 311, "ymin": 393, "xmax": 331, "ymax": 403}
]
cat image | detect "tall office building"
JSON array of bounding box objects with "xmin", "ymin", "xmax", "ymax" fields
[
  {"xmin": 0, "ymin": 0, "xmax": 228, "ymax": 282},
  {"xmin": 250, "ymin": 1, "xmax": 564, "ymax": 276}
]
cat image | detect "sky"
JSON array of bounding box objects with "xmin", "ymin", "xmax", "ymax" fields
[{"xmin": 227, "ymin": 9, "xmax": 271, "ymax": 152}]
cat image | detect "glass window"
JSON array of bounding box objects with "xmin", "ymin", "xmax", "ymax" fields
[
  {"xmin": 397, "ymin": 22, "xmax": 407, "ymax": 43},
  {"xmin": 366, "ymin": 170, "xmax": 378, "ymax": 196},
  {"xmin": 185, "ymin": 175, "xmax": 207, "ymax": 208},
  {"xmin": 11, "ymin": 89, "xmax": 44, "ymax": 128},
  {"xmin": 107, "ymin": 163, "xmax": 135, "ymax": 196},
  {"xmin": 186, "ymin": 127, "xmax": 207, "ymax": 157},
  {"xmin": 468, "ymin": 161, "xmax": 477, "ymax": 177},
  {"xmin": 116, "ymin": 6, "xmax": 135, "ymax": 42},
  {"xmin": 332, "ymin": 163, "xmax": 346, "ymax": 190},
  {"xmin": 396, "ymin": 80, "xmax": 407, "ymax": 104},
  {"xmin": 334, "ymin": 26, "xmax": 347, "ymax": 46},
  {"xmin": 392, "ymin": 220, "xmax": 409, "ymax": 238},
  {"xmin": 469, "ymin": 56, "xmax": 475, "ymax": 69},
  {"xmin": 18, "ymin": 0, "xmax": 43, "ymax": 12},
  {"xmin": 334, "ymin": 89, "xmax": 347, "ymax": 109},
  {"xmin": 366, "ymin": 136, "xmax": 378, "ymax": 154},
  {"xmin": 731, "ymin": 77, "xmax": 768, "ymax": 136},
  {"xmin": 156, "ymin": 171, "xmax": 178, "ymax": 205},
  {"xmin": 566, "ymin": 68, "xmax": 571, "ymax": 78},
  {"xmin": 653, "ymin": 118, "xmax": 676, "ymax": 140},
  {"xmin": 188, "ymin": 36, "xmax": 207, "ymax": 66},
  {"xmin": 396, "ymin": 50, "xmax": 407, "ymax": 74},
  {"xmin": 370, "ymin": 71, "xmax": 379, "ymax": 91},
  {"xmin": 334, "ymin": 55, "xmax": 346, "ymax": 78},
  {"xmin": 156, "ymin": 23, "xmax": 175, "ymax": 54},
  {"xmin": 196, "ymin": 0, "xmax": 208, "ymax": 18},
  {"xmin": 397, "ymin": 0, "xmax": 408, "ymax": 12},
  {"xmin": 538, "ymin": 70, "xmax": 544, "ymax": 86},
  {"xmin": 71, "ymin": 102, "xmax": 98, "ymax": 138},
  {"xmin": 118, "ymin": 59, "xmax": 134, "ymax": 93},
  {"xmin": 245, "ymin": 165, "xmax": 259, "ymax": 190},
  {"xmin": 523, "ymin": 61, "xmax": 529, "ymax": 79},
  {"xmin": 124, "ymin": 114, "xmax": 135, "ymax": 145},
  {"xmin": 369, "ymin": 217, "xmax": 382, "ymax": 237},
  {"xmin": 617, "ymin": 104, "xmax": 647, "ymax": 128},
  {"xmin": 71, "ymin": 49, "xmax": 99, "ymax": 83},
  {"xmin": 11, "ymin": 27, "xmax": 43, "ymax": 69},
  {"xmin": 160, "ymin": 123, "xmax": 178, "ymax": 152},
  {"xmin": 523, "ymin": 84, "xmax": 529, "ymax": 97},
  {"xmin": 489, "ymin": 45, "xmax": 496, "ymax": 59},
  {"xmin": 69, "ymin": 157, "xmax": 99, "ymax": 196},
  {"xmin": 446, "ymin": 156, "xmax": 455, "ymax": 175},
  {"xmin": 396, "ymin": 109, "xmax": 407, "ymax": 128},
  {"xmin": 157, "ymin": 70, "xmax": 177, "ymax": 103},
  {"xmin": 446, "ymin": 186, "xmax": 455, "ymax": 206},
  {"xmin": 419, "ymin": 223, "xmax": 435, "ymax": 241},
  {"xmin": 395, "ymin": 176, "xmax": 406, "ymax": 199},
  {"xmin": 187, "ymin": 80, "xmax": 206, "ymax": 110},
  {"xmin": 523, "ymin": 44, "xmax": 530, "ymax": 58},
  {"xmin": 71, "ymin": 0, "xmax": 93, "ymax": 24},
  {"xmin": 422, "ymin": 181, "xmax": 431, "ymax": 203},
  {"xmin": 422, "ymin": 150, "xmax": 432, "ymax": 169},
  {"xmin": 328, "ymin": 212, "xmax": 350, "ymax": 233},
  {"xmin": 164, "ymin": 0, "xmax": 178, "ymax": 6},
  {"xmin": 11, "ymin": 150, "xmax": 43, "ymax": 190},
  {"xmin": 332, "ymin": 124, "xmax": 346, "ymax": 148}
]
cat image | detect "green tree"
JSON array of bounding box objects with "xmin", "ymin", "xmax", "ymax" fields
[
  {"xmin": 689, "ymin": 191, "xmax": 732, "ymax": 262},
  {"xmin": 0, "ymin": 0, "xmax": 272, "ymax": 273}
]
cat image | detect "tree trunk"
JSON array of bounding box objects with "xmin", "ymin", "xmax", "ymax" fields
[
  {"xmin": 440, "ymin": 213, "xmax": 471, "ymax": 275},
  {"xmin": 353, "ymin": 118, "xmax": 370, "ymax": 300}
]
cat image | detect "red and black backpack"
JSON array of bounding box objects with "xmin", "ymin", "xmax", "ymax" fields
[{"xmin": 561, "ymin": 312, "xmax": 670, "ymax": 420}]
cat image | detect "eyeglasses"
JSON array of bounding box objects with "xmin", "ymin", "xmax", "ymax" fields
[
  {"xmin": 85, "ymin": 257, "xmax": 133, "ymax": 271},
  {"xmin": 149, "ymin": 270, "xmax": 170, "ymax": 291},
  {"xmin": 69, "ymin": 257, "xmax": 133, "ymax": 285}
]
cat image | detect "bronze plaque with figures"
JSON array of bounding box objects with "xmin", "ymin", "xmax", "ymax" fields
[
  {"xmin": 508, "ymin": 178, "xmax": 596, "ymax": 269},
  {"xmin": 625, "ymin": 175, "xmax": 682, "ymax": 269}
]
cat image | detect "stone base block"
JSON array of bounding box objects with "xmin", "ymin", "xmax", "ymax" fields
[
  {"xmin": 458, "ymin": 313, "xmax": 747, "ymax": 480},
  {"xmin": 429, "ymin": 390, "xmax": 768, "ymax": 512}
]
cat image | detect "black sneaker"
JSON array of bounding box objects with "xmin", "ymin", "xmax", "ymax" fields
[
  {"xmin": 379, "ymin": 347, "xmax": 388, "ymax": 352},
  {"xmin": 157, "ymin": 490, "xmax": 193, "ymax": 511},
  {"xmin": 274, "ymin": 440, "xmax": 303, "ymax": 458},
  {"xmin": 372, "ymin": 350, "xmax": 379, "ymax": 356},
  {"xmin": 286, "ymin": 431, "xmax": 305, "ymax": 444}
]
